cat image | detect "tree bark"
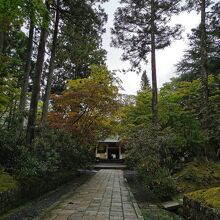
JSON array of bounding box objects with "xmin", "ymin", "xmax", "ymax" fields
[
  {"xmin": 41, "ymin": 0, "xmax": 60, "ymax": 126},
  {"xmin": 151, "ymin": 0, "xmax": 158, "ymax": 123},
  {"xmin": 26, "ymin": 1, "xmax": 50, "ymax": 144},
  {"xmin": 0, "ymin": 21, "xmax": 4, "ymax": 54},
  {"xmin": 19, "ymin": 20, "xmax": 34, "ymax": 127},
  {"xmin": 0, "ymin": 20, "xmax": 7, "ymax": 56},
  {"xmin": 200, "ymin": 0, "xmax": 209, "ymax": 126}
]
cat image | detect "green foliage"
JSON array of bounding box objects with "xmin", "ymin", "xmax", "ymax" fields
[
  {"xmin": 18, "ymin": 153, "xmax": 59, "ymax": 178},
  {"xmin": 0, "ymin": 126, "xmax": 93, "ymax": 178},
  {"xmin": 119, "ymin": 90, "xmax": 152, "ymax": 133},
  {"xmin": 159, "ymin": 79, "xmax": 208, "ymax": 165},
  {"xmin": 0, "ymin": 0, "xmax": 46, "ymax": 25},
  {"xmin": 52, "ymin": 0, "xmax": 107, "ymax": 92},
  {"xmin": 177, "ymin": 2, "xmax": 220, "ymax": 80},
  {"xmin": 17, "ymin": 128, "xmax": 93, "ymax": 177},
  {"xmin": 207, "ymin": 74, "xmax": 220, "ymax": 150},
  {"xmin": 140, "ymin": 71, "xmax": 150, "ymax": 90},
  {"xmin": 119, "ymin": 71, "xmax": 220, "ymax": 199},
  {"xmin": 120, "ymin": 76, "xmax": 208, "ymax": 169},
  {"xmin": 159, "ymin": 74, "xmax": 220, "ymax": 159},
  {"xmin": 138, "ymin": 156, "xmax": 176, "ymax": 200},
  {"xmin": 0, "ymin": 129, "xmax": 24, "ymax": 169},
  {"xmin": 18, "ymin": 138, "xmax": 60, "ymax": 177},
  {"xmin": 112, "ymin": 0, "xmax": 182, "ymax": 71},
  {"xmin": 124, "ymin": 125, "xmax": 176, "ymax": 199},
  {"xmin": 124, "ymin": 124, "xmax": 162, "ymax": 168}
]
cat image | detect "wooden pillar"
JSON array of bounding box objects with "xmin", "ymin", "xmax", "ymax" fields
[
  {"xmin": 106, "ymin": 145, "xmax": 108, "ymax": 159},
  {"xmin": 95, "ymin": 146, "xmax": 98, "ymax": 158}
]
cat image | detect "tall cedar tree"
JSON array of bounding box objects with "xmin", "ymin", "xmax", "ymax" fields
[
  {"xmin": 112, "ymin": 0, "xmax": 182, "ymax": 123},
  {"xmin": 26, "ymin": 0, "xmax": 50, "ymax": 144},
  {"xmin": 41, "ymin": 0, "xmax": 60, "ymax": 126},
  {"xmin": 51, "ymin": 0, "xmax": 107, "ymax": 93},
  {"xmin": 41, "ymin": 0, "xmax": 107, "ymax": 124},
  {"xmin": 177, "ymin": 2, "xmax": 220, "ymax": 81},
  {"xmin": 141, "ymin": 71, "xmax": 151, "ymax": 90},
  {"xmin": 18, "ymin": 20, "xmax": 34, "ymax": 128},
  {"xmin": 183, "ymin": 0, "xmax": 214, "ymax": 128},
  {"xmin": 18, "ymin": 0, "xmax": 46, "ymax": 128}
]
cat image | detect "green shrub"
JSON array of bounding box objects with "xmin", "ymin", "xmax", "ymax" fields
[
  {"xmin": 138, "ymin": 156, "xmax": 177, "ymax": 200},
  {"xmin": 125, "ymin": 124, "xmax": 163, "ymax": 167},
  {"xmin": 0, "ymin": 129, "xmax": 24, "ymax": 169},
  {"xmin": 0, "ymin": 127, "xmax": 93, "ymax": 178},
  {"xmin": 18, "ymin": 151, "xmax": 59, "ymax": 177},
  {"xmin": 17, "ymin": 128, "xmax": 93, "ymax": 177},
  {"xmin": 124, "ymin": 125, "xmax": 176, "ymax": 199}
]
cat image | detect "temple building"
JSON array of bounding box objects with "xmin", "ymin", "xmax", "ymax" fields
[{"xmin": 96, "ymin": 136, "xmax": 125, "ymax": 160}]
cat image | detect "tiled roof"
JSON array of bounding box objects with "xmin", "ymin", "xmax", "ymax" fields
[{"xmin": 98, "ymin": 135, "xmax": 120, "ymax": 143}]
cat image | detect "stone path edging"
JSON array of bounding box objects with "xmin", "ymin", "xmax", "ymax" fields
[{"xmin": 124, "ymin": 178, "xmax": 144, "ymax": 220}]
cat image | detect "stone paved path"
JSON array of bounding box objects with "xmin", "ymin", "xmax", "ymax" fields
[{"xmin": 43, "ymin": 169, "xmax": 144, "ymax": 220}]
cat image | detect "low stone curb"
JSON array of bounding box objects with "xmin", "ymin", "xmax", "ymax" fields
[{"xmin": 124, "ymin": 177, "xmax": 144, "ymax": 220}]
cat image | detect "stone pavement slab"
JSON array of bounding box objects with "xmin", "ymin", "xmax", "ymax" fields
[{"xmin": 43, "ymin": 169, "xmax": 143, "ymax": 220}]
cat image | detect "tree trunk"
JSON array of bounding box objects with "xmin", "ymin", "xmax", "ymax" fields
[
  {"xmin": 26, "ymin": 1, "xmax": 50, "ymax": 144},
  {"xmin": 41, "ymin": 0, "xmax": 60, "ymax": 126},
  {"xmin": 0, "ymin": 21, "xmax": 4, "ymax": 54},
  {"xmin": 0, "ymin": 20, "xmax": 7, "ymax": 56},
  {"xmin": 150, "ymin": 0, "xmax": 158, "ymax": 123},
  {"xmin": 200, "ymin": 0, "xmax": 209, "ymax": 126},
  {"xmin": 19, "ymin": 20, "xmax": 34, "ymax": 127}
]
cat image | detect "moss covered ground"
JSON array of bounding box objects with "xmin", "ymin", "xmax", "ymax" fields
[
  {"xmin": 0, "ymin": 170, "xmax": 17, "ymax": 192},
  {"xmin": 187, "ymin": 187, "xmax": 220, "ymax": 213},
  {"xmin": 174, "ymin": 160, "xmax": 220, "ymax": 193}
]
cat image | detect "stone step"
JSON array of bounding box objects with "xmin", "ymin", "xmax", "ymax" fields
[
  {"xmin": 94, "ymin": 163, "xmax": 126, "ymax": 169},
  {"xmin": 161, "ymin": 201, "xmax": 182, "ymax": 211}
]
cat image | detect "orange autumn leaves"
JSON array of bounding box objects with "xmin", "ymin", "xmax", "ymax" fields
[{"xmin": 48, "ymin": 65, "xmax": 120, "ymax": 145}]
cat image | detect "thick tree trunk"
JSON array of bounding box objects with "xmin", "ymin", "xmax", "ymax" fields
[
  {"xmin": 200, "ymin": 0, "xmax": 213, "ymax": 159},
  {"xmin": 200, "ymin": 0, "xmax": 209, "ymax": 125},
  {"xmin": 41, "ymin": 1, "xmax": 60, "ymax": 126},
  {"xmin": 19, "ymin": 20, "xmax": 34, "ymax": 127},
  {"xmin": 151, "ymin": 0, "xmax": 158, "ymax": 123},
  {"xmin": 0, "ymin": 20, "xmax": 7, "ymax": 55},
  {"xmin": 26, "ymin": 1, "xmax": 50, "ymax": 144},
  {"xmin": 0, "ymin": 22, "xmax": 4, "ymax": 54}
]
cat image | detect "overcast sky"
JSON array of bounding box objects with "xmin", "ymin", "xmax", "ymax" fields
[{"xmin": 102, "ymin": 1, "xmax": 201, "ymax": 94}]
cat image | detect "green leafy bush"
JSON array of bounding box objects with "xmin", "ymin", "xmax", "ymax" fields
[
  {"xmin": 124, "ymin": 125, "xmax": 176, "ymax": 199},
  {"xmin": 125, "ymin": 124, "xmax": 163, "ymax": 168},
  {"xmin": 0, "ymin": 129, "xmax": 24, "ymax": 169},
  {"xmin": 0, "ymin": 127, "xmax": 93, "ymax": 177},
  {"xmin": 17, "ymin": 129, "xmax": 93, "ymax": 177},
  {"xmin": 138, "ymin": 156, "xmax": 176, "ymax": 200},
  {"xmin": 18, "ymin": 150, "xmax": 60, "ymax": 177}
]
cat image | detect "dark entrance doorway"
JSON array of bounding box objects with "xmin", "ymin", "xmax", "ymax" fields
[{"xmin": 108, "ymin": 143, "xmax": 119, "ymax": 159}]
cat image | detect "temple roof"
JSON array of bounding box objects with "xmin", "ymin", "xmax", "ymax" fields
[{"xmin": 98, "ymin": 135, "xmax": 120, "ymax": 143}]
